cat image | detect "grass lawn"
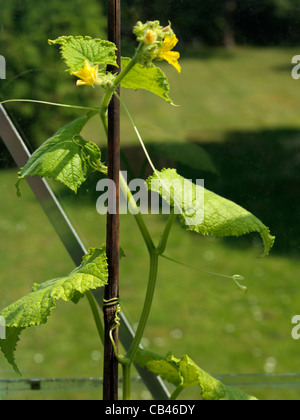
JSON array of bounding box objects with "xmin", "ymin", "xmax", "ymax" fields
[
  {"xmin": 1, "ymin": 47, "xmax": 300, "ymax": 400},
  {"xmin": 83, "ymin": 46, "xmax": 300, "ymax": 145}
]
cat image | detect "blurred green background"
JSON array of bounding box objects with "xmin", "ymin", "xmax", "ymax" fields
[{"xmin": 1, "ymin": 0, "xmax": 300, "ymax": 400}]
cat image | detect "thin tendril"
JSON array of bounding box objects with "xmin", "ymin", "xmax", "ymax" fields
[
  {"xmin": 113, "ymin": 92, "xmax": 157, "ymax": 173},
  {"xmin": 103, "ymin": 298, "xmax": 127, "ymax": 365},
  {"xmin": 161, "ymin": 254, "xmax": 247, "ymax": 292},
  {"xmin": 0, "ymin": 98, "xmax": 99, "ymax": 112},
  {"xmin": 114, "ymin": 92, "xmax": 185, "ymax": 216}
]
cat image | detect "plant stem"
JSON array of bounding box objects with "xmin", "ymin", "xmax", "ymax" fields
[
  {"xmin": 99, "ymin": 43, "xmax": 143, "ymax": 134},
  {"xmin": 169, "ymin": 384, "xmax": 185, "ymax": 401},
  {"xmin": 119, "ymin": 171, "xmax": 155, "ymax": 254},
  {"xmin": 126, "ymin": 251, "xmax": 159, "ymax": 363},
  {"xmin": 86, "ymin": 290, "xmax": 104, "ymax": 346},
  {"xmin": 124, "ymin": 210, "xmax": 177, "ymax": 365},
  {"xmin": 122, "ymin": 362, "xmax": 132, "ymax": 400},
  {"xmin": 157, "ymin": 208, "xmax": 177, "ymax": 255}
]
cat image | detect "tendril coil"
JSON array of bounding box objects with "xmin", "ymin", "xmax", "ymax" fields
[{"xmin": 103, "ymin": 298, "xmax": 127, "ymax": 364}]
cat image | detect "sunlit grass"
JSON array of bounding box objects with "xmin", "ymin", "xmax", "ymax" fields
[{"xmin": 83, "ymin": 47, "xmax": 300, "ymax": 146}]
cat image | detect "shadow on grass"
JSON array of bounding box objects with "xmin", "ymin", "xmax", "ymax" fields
[{"xmin": 193, "ymin": 128, "xmax": 300, "ymax": 257}]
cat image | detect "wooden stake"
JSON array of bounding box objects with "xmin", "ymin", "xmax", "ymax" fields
[{"xmin": 103, "ymin": 0, "xmax": 121, "ymax": 401}]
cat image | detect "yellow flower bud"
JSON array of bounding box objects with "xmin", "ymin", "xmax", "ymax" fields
[
  {"xmin": 162, "ymin": 25, "xmax": 171, "ymax": 33},
  {"xmin": 144, "ymin": 30, "xmax": 158, "ymax": 45}
]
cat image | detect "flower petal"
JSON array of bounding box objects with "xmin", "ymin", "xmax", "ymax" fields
[
  {"xmin": 156, "ymin": 35, "xmax": 181, "ymax": 73},
  {"xmin": 161, "ymin": 51, "xmax": 181, "ymax": 73},
  {"xmin": 163, "ymin": 35, "xmax": 179, "ymax": 51},
  {"xmin": 72, "ymin": 60, "xmax": 99, "ymax": 86},
  {"xmin": 76, "ymin": 79, "xmax": 87, "ymax": 86}
]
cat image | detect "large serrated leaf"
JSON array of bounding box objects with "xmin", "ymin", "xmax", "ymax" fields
[
  {"xmin": 121, "ymin": 57, "xmax": 174, "ymax": 104},
  {"xmin": 0, "ymin": 327, "xmax": 23, "ymax": 375},
  {"xmin": 49, "ymin": 36, "xmax": 117, "ymax": 73},
  {"xmin": 135, "ymin": 349, "xmax": 257, "ymax": 401},
  {"xmin": 147, "ymin": 168, "xmax": 275, "ymax": 256},
  {"xmin": 0, "ymin": 247, "xmax": 108, "ymax": 373},
  {"xmin": 135, "ymin": 349, "xmax": 182, "ymax": 387},
  {"xmin": 16, "ymin": 114, "xmax": 104, "ymax": 194}
]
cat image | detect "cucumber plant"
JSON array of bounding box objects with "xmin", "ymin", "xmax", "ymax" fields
[{"xmin": 0, "ymin": 20, "xmax": 275, "ymax": 400}]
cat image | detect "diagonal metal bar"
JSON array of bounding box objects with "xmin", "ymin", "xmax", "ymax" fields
[{"xmin": 0, "ymin": 103, "xmax": 170, "ymax": 400}]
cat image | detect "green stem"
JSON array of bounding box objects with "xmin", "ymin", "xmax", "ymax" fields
[
  {"xmin": 126, "ymin": 251, "xmax": 159, "ymax": 363},
  {"xmin": 86, "ymin": 290, "xmax": 104, "ymax": 346},
  {"xmin": 157, "ymin": 208, "xmax": 177, "ymax": 255},
  {"xmin": 124, "ymin": 210, "xmax": 177, "ymax": 365},
  {"xmin": 169, "ymin": 384, "xmax": 185, "ymax": 401},
  {"xmin": 122, "ymin": 363, "xmax": 132, "ymax": 400},
  {"xmin": 119, "ymin": 171, "xmax": 155, "ymax": 254},
  {"xmin": 99, "ymin": 43, "xmax": 143, "ymax": 134}
]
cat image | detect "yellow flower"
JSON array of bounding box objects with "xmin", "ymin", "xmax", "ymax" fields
[
  {"xmin": 144, "ymin": 30, "xmax": 158, "ymax": 45},
  {"xmin": 72, "ymin": 60, "xmax": 100, "ymax": 86},
  {"xmin": 157, "ymin": 35, "xmax": 181, "ymax": 73}
]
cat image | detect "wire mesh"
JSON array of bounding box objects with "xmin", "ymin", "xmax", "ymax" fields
[
  {"xmin": 216, "ymin": 373, "xmax": 300, "ymax": 389},
  {"xmin": 1, "ymin": 373, "xmax": 300, "ymax": 394},
  {"xmin": 0, "ymin": 376, "xmax": 143, "ymax": 392}
]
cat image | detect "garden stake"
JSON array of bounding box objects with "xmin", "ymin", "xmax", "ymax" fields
[{"xmin": 103, "ymin": 0, "xmax": 121, "ymax": 401}]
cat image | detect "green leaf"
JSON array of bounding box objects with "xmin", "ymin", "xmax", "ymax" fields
[
  {"xmin": 49, "ymin": 36, "xmax": 117, "ymax": 74},
  {"xmin": 120, "ymin": 57, "xmax": 174, "ymax": 104},
  {"xmin": 147, "ymin": 168, "xmax": 275, "ymax": 256},
  {"xmin": 16, "ymin": 114, "xmax": 106, "ymax": 194},
  {"xmin": 135, "ymin": 349, "xmax": 257, "ymax": 401},
  {"xmin": 135, "ymin": 349, "xmax": 182, "ymax": 387},
  {"xmin": 0, "ymin": 247, "xmax": 108, "ymax": 373},
  {"xmin": 0, "ymin": 328, "xmax": 23, "ymax": 375}
]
